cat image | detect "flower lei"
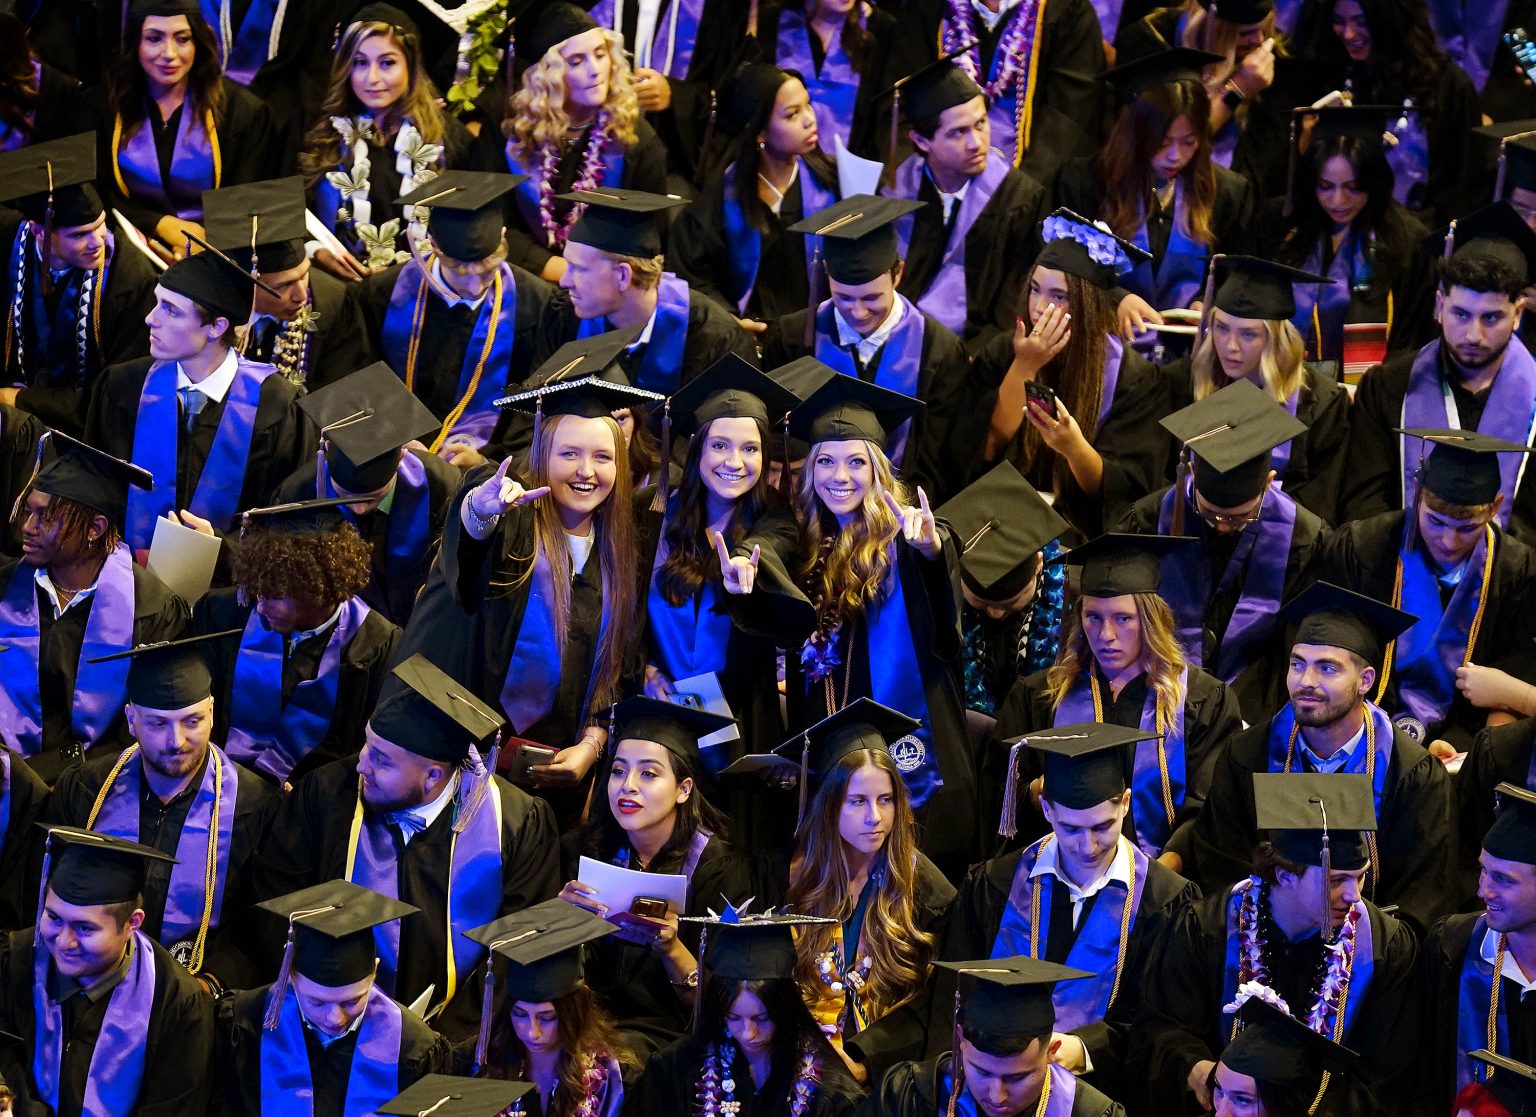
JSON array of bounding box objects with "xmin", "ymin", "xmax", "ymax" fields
[
  {"xmin": 325, "ymin": 115, "xmax": 442, "ymax": 267},
  {"xmin": 1230, "ymin": 878, "xmax": 1361, "ymax": 1042},
  {"xmin": 697, "ymin": 1039, "xmax": 821, "ymax": 1117},
  {"xmin": 6, "ymin": 222, "xmax": 103, "ymax": 385},
  {"xmin": 942, "ymin": 0, "xmax": 1037, "ymax": 98},
  {"xmin": 270, "ymin": 295, "xmax": 319, "ymax": 386},
  {"xmin": 506, "ymin": 1053, "xmax": 609, "ymax": 1117},
  {"xmin": 537, "ymin": 112, "xmax": 612, "ymax": 251}
]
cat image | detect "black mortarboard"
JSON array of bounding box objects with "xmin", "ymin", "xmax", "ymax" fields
[
  {"xmin": 768, "ymin": 355, "xmax": 840, "ymax": 402},
  {"xmin": 397, "ymin": 172, "xmax": 522, "ymax": 262},
  {"xmin": 611, "ymin": 695, "xmax": 736, "ymax": 770},
  {"xmin": 256, "ymin": 880, "xmax": 416, "ymax": 988},
  {"xmin": 1483, "ymin": 783, "xmax": 1536, "ymax": 865},
  {"xmin": 1471, "ymin": 1049, "xmax": 1536, "ymax": 1117},
  {"xmin": 1102, "ymin": 47, "xmax": 1222, "ymax": 102},
  {"xmin": 467, "ymin": 899, "xmax": 613, "ymax": 1002},
  {"xmin": 298, "ymin": 361, "xmax": 441, "ymax": 493},
  {"xmin": 787, "ymin": 373, "xmax": 923, "ymax": 451},
  {"xmin": 1483, "ymin": 123, "xmax": 1536, "ymax": 196},
  {"xmin": 370, "ymin": 653, "xmax": 506, "ymax": 765},
  {"xmin": 496, "ymin": 331, "xmax": 663, "ymax": 448},
  {"xmin": 130, "ymin": 0, "xmax": 204, "ymax": 20},
  {"xmin": 1035, "ymin": 208, "xmax": 1150, "ymax": 290},
  {"xmin": 1278, "ymin": 580, "xmax": 1416, "ymax": 665},
  {"xmin": 938, "ymin": 463, "xmax": 1069, "ymax": 601},
  {"xmin": 562, "ymin": 189, "xmax": 688, "ymax": 259},
  {"xmin": 884, "ymin": 50, "xmax": 984, "ymax": 124},
  {"xmin": 1197, "ymin": 0, "xmax": 1273, "ymax": 22},
  {"xmin": 1212, "ymin": 255, "xmax": 1333, "ymax": 321},
  {"xmin": 514, "ymin": 0, "xmax": 599, "ymax": 64},
  {"xmin": 28, "ymin": 430, "xmax": 152, "ymax": 528},
  {"xmin": 691, "ymin": 911, "xmax": 837, "ymax": 981},
  {"xmin": 1253, "ymin": 772, "xmax": 1377, "ymax": 870},
  {"xmin": 0, "ymin": 132, "xmax": 102, "ymax": 227},
  {"xmin": 203, "ymin": 177, "xmax": 309, "ymax": 275},
  {"xmin": 935, "ymin": 956, "xmax": 1092, "ymax": 1036},
  {"xmin": 669, "ymin": 355, "xmax": 802, "ymax": 439},
  {"xmin": 1160, "ymin": 380, "xmax": 1306, "ymax": 506},
  {"xmin": 787, "ymin": 195, "xmax": 924, "ymax": 285},
  {"xmin": 158, "ymin": 235, "xmax": 278, "ymax": 325},
  {"xmin": 771, "ymin": 698, "xmax": 921, "ymax": 787},
  {"xmin": 89, "ymin": 629, "xmax": 240, "ymax": 710},
  {"xmin": 1020, "ymin": 722, "xmax": 1155, "ymax": 810},
  {"xmin": 1049, "ymin": 532, "xmax": 1193, "ymax": 597},
  {"xmin": 1396, "ymin": 427, "xmax": 1530, "ymax": 507},
  {"xmin": 239, "ymin": 495, "xmax": 353, "ymax": 538},
  {"xmin": 1223, "ymin": 997, "xmax": 1362, "ymax": 1094},
  {"xmin": 1309, "ymin": 104, "xmax": 1395, "ymax": 146},
  {"xmin": 1444, "ymin": 202, "xmax": 1536, "ymax": 285},
  {"xmin": 380, "ymin": 1076, "xmax": 538, "ymax": 1117},
  {"xmin": 347, "ymin": 2, "xmax": 418, "ymax": 37},
  {"xmin": 39, "ymin": 824, "xmax": 176, "ymax": 907}
]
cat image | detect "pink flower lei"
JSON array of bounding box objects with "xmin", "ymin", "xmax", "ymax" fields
[
  {"xmin": 538, "ymin": 111, "xmax": 613, "ymax": 251},
  {"xmin": 697, "ymin": 1040, "xmax": 821, "ymax": 1117},
  {"xmin": 941, "ymin": 0, "xmax": 1039, "ymax": 99},
  {"xmin": 1234, "ymin": 878, "xmax": 1362, "ymax": 1040}
]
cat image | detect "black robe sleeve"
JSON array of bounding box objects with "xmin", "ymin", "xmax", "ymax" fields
[
  {"xmin": 301, "ymin": 267, "xmax": 374, "ymax": 391},
  {"xmin": 0, "ymin": 752, "xmax": 46, "ymax": 930},
  {"xmin": 0, "ymin": 402, "xmax": 44, "ymax": 557},
  {"xmin": 906, "ymin": 314, "xmax": 976, "ymax": 503},
  {"xmin": 1459, "ymin": 718, "xmax": 1536, "ymax": 890},
  {"xmin": 1016, "ymin": 0, "xmax": 1106, "ymax": 187},
  {"xmin": 1378, "ymin": 733, "xmax": 1458, "ymax": 934},
  {"xmin": 958, "ymin": 167, "xmax": 1048, "ymax": 355},
  {"xmin": 1286, "ymin": 367, "xmax": 1351, "ymax": 527},
  {"xmin": 1340, "ymin": 350, "xmax": 1413, "ymax": 523},
  {"xmin": 1165, "ymin": 669, "xmax": 1245, "ymax": 860}
]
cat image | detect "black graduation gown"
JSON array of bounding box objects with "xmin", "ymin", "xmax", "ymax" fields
[
  {"xmin": 0, "ymin": 402, "xmax": 44, "ymax": 557},
  {"xmin": 0, "ymin": 749, "xmax": 46, "ymax": 931},
  {"xmin": 1117, "ymin": 488, "xmax": 1327, "ymax": 723},
  {"xmin": 1160, "ymin": 358, "xmax": 1352, "ymax": 527},
  {"xmin": 211, "ymin": 982, "xmax": 451, "ymax": 1117},
  {"xmin": 243, "ymin": 268, "xmax": 373, "ymax": 393},
  {"xmin": 939, "ymin": 844, "xmax": 1199, "ymax": 1104},
  {"xmin": 271, "ymin": 446, "xmax": 462, "ymax": 626},
  {"xmin": 986, "ymin": 667, "xmax": 1244, "ymax": 858},
  {"xmin": 19, "ymin": 5, "xmax": 117, "ymax": 90},
  {"xmin": 1178, "ymin": 717, "xmax": 1457, "ymax": 934},
  {"xmin": 217, "ymin": 0, "xmax": 342, "ymax": 147},
  {"xmin": 1455, "ymin": 717, "xmax": 1536, "ymax": 907},
  {"xmin": 893, "ymin": 162, "xmax": 1047, "ymax": 354},
  {"xmin": 631, "ymin": 1032, "xmax": 861, "ymax": 1117},
  {"xmin": 860, "ymin": 1052, "xmax": 1125, "ymax": 1117},
  {"xmin": 1310, "ymin": 511, "xmax": 1536, "ymax": 751},
  {"xmin": 2, "ymin": 558, "xmax": 187, "ymax": 782},
  {"xmin": 1132, "ymin": 888, "xmax": 1416, "ymax": 1117},
  {"xmin": 252, "ymin": 758, "xmax": 562, "ymax": 1041},
  {"xmin": 762, "ymin": 305, "xmax": 975, "ymax": 504},
  {"xmin": 45, "ymin": 744, "xmax": 278, "ymax": 989},
  {"xmin": 972, "ymin": 330, "xmax": 1173, "ymax": 537},
  {"xmin": 1, "ymin": 59, "xmax": 84, "ymax": 144},
  {"xmin": 193, "ymin": 589, "xmax": 401, "ymax": 785},
  {"xmin": 0, "ymin": 929, "xmax": 214, "ymax": 1117}
]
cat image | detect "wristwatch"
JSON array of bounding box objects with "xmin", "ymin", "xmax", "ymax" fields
[
  {"xmin": 1221, "ymin": 81, "xmax": 1247, "ymax": 109},
  {"xmin": 672, "ymin": 968, "xmax": 700, "ymax": 989}
]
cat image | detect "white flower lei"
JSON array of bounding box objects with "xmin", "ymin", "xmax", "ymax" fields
[
  {"xmin": 325, "ymin": 115, "xmax": 443, "ymax": 267},
  {"xmin": 697, "ymin": 1040, "xmax": 821, "ymax": 1117}
]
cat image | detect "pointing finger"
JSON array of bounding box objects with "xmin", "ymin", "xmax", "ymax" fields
[
  {"xmin": 883, "ymin": 490, "xmax": 905, "ymax": 518},
  {"xmin": 916, "ymin": 486, "xmax": 931, "ymax": 517},
  {"xmin": 749, "ymin": 544, "xmax": 761, "ymax": 569}
]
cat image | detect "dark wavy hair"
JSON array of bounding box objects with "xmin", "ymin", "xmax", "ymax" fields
[
  {"xmin": 1439, "ymin": 251, "xmax": 1529, "ymax": 301},
  {"xmin": 578, "ymin": 740, "xmax": 731, "ymax": 863},
  {"xmin": 687, "ymin": 976, "xmax": 826, "ymax": 1076},
  {"xmin": 807, "ymin": 1, "xmax": 873, "ymax": 72},
  {"xmin": 483, "ymin": 984, "xmax": 637, "ymax": 1115},
  {"xmin": 1307, "ymin": 0, "xmax": 1447, "ymax": 115},
  {"xmin": 0, "ymin": 16, "xmax": 40, "ymax": 144},
  {"xmin": 1099, "ymin": 79, "xmax": 1217, "ymax": 247},
  {"xmin": 231, "ymin": 523, "xmax": 374, "ymax": 614},
  {"xmin": 728, "ymin": 68, "xmax": 837, "ymax": 236},
  {"xmin": 108, "ymin": 7, "xmax": 227, "ymax": 131},
  {"xmin": 1206, "ymin": 1062, "xmax": 1312, "ymax": 1117}
]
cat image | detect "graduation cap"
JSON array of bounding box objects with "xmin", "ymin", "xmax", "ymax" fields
[
  {"xmin": 1396, "ymin": 427, "xmax": 1530, "ymax": 508},
  {"xmin": 380, "ymin": 1076, "xmax": 538, "ymax": 1117},
  {"xmin": 1159, "ymin": 379, "xmax": 1306, "ymax": 507},
  {"xmin": 787, "ymin": 195, "xmax": 924, "ymax": 285},
  {"xmin": 1471, "ymin": 1049, "xmax": 1536, "ymax": 1117},
  {"xmin": 1197, "ymin": 0, "xmax": 1273, "ymax": 23},
  {"xmin": 1253, "ymin": 772, "xmax": 1376, "ymax": 905},
  {"xmin": 1035, "ymin": 208, "xmax": 1150, "ymax": 290},
  {"xmin": 203, "ymin": 177, "xmax": 309, "ymax": 275},
  {"xmin": 0, "ymin": 132, "xmax": 102, "ymax": 229},
  {"xmin": 397, "ymin": 171, "xmax": 523, "ymax": 262},
  {"xmin": 1025, "ymin": 722, "xmax": 1155, "ymax": 809},
  {"xmin": 688, "ymin": 910, "xmax": 838, "ymax": 981},
  {"xmin": 88, "ymin": 628, "xmax": 240, "ymax": 710},
  {"xmin": 1049, "ymin": 532, "xmax": 1192, "ymax": 597},
  {"xmin": 786, "ymin": 372, "xmax": 924, "ymax": 452},
  {"xmin": 38, "ymin": 824, "xmax": 177, "ymax": 908},
  {"xmin": 1441, "ymin": 202, "xmax": 1536, "ymax": 285},
  {"xmin": 768, "ymin": 355, "xmax": 840, "ymax": 403},
  {"xmin": 346, "ymin": 2, "xmax": 419, "ymax": 37},
  {"xmin": 610, "ymin": 695, "xmax": 736, "ymax": 772},
  {"xmin": 24, "ymin": 429, "xmax": 152, "ymax": 529},
  {"xmin": 668, "ymin": 354, "xmax": 803, "ymax": 440},
  {"xmin": 1278, "ymin": 580, "xmax": 1416, "ymax": 666},
  {"xmin": 1482, "ymin": 783, "xmax": 1536, "ymax": 866},
  {"xmin": 937, "ymin": 462, "xmax": 1068, "ymax": 601},
  {"xmin": 934, "ymin": 956, "xmax": 1093, "ymax": 1037},
  {"xmin": 370, "ymin": 652, "xmax": 507, "ymax": 766},
  {"xmin": 496, "ymin": 329, "xmax": 663, "ymax": 448},
  {"xmin": 562, "ymin": 189, "xmax": 688, "ymax": 259},
  {"xmin": 1211, "ymin": 255, "xmax": 1333, "ymax": 322},
  {"xmin": 882, "ymin": 47, "xmax": 984, "ymax": 126},
  {"xmin": 256, "ymin": 880, "xmax": 417, "ymax": 1028},
  {"xmin": 130, "ymin": 0, "xmax": 204, "ymax": 20},
  {"xmin": 1103, "ymin": 47, "xmax": 1223, "ymax": 102},
  {"xmin": 158, "ymin": 233, "xmax": 280, "ymax": 325},
  {"xmin": 1308, "ymin": 104, "xmax": 1396, "ymax": 146},
  {"xmin": 239, "ymin": 495, "xmax": 355, "ymax": 538},
  {"xmin": 298, "ymin": 361, "xmax": 442, "ymax": 494},
  {"xmin": 514, "ymin": 0, "xmax": 599, "ymax": 64},
  {"xmin": 1476, "ymin": 120, "xmax": 1536, "ymax": 198},
  {"xmin": 1222, "ymin": 996, "xmax": 1363, "ymax": 1096},
  {"xmin": 771, "ymin": 699, "xmax": 921, "ymax": 811}
]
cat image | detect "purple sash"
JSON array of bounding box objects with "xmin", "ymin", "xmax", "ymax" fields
[
  {"xmin": 1098, "ymin": 335, "xmax": 1123, "ymax": 437},
  {"xmin": 589, "ymin": 0, "xmax": 702, "ymax": 78},
  {"xmin": 32, "ymin": 930, "xmax": 157, "ymax": 1115},
  {"xmin": 1400, "ymin": 338, "xmax": 1536, "ymax": 531},
  {"xmin": 504, "ymin": 140, "xmax": 627, "ymax": 250},
  {"xmin": 812, "ymin": 296, "xmax": 925, "ymax": 468},
  {"xmin": 202, "ymin": 0, "xmax": 282, "ymax": 85},
  {"xmin": 577, "ymin": 272, "xmax": 690, "ymax": 396},
  {"xmin": 1264, "ymin": 702, "xmax": 1394, "ymax": 829},
  {"xmin": 1156, "ymin": 479, "xmax": 1297, "ymax": 684},
  {"xmin": 260, "ymin": 982, "xmax": 403, "ymax": 1117},
  {"xmin": 347, "ymin": 777, "xmax": 504, "ymax": 1009},
  {"xmin": 1091, "ymin": 0, "xmax": 1126, "ymax": 40},
  {"xmin": 720, "ymin": 160, "xmax": 836, "ymax": 315},
  {"xmin": 889, "ymin": 149, "xmax": 1010, "ymax": 336},
  {"xmin": 1294, "ymin": 236, "xmax": 1371, "ymax": 364},
  {"xmin": 1386, "ymin": 107, "xmax": 1430, "ymax": 212},
  {"xmin": 326, "ymin": 451, "xmax": 432, "ymax": 617},
  {"xmin": 775, "ymin": 6, "xmax": 860, "ymax": 157},
  {"xmin": 115, "ymin": 101, "xmax": 216, "ymax": 221},
  {"xmin": 946, "ymin": 1060, "xmax": 1078, "ymax": 1115},
  {"xmin": 0, "ymin": 751, "xmax": 11, "ymax": 858},
  {"xmin": 1455, "ymin": 914, "xmax": 1507, "ymax": 1093},
  {"xmin": 380, "ymin": 259, "xmax": 520, "ymax": 447},
  {"xmin": 1054, "ymin": 668, "xmax": 1188, "ymax": 857},
  {"xmin": 863, "ymin": 547, "xmax": 942, "ymax": 808},
  {"xmin": 1127, "ymin": 186, "xmax": 1209, "ymax": 309},
  {"xmin": 994, "ymin": 837, "xmax": 1149, "ymax": 1030},
  {"xmin": 90, "ymin": 744, "xmax": 237, "ymax": 944},
  {"xmin": 1393, "ymin": 521, "xmax": 1489, "ymax": 729},
  {"xmin": 0, "ymin": 544, "xmax": 136, "ymax": 756},
  {"xmin": 224, "ymin": 598, "xmax": 371, "ymax": 782},
  {"xmin": 499, "ymin": 546, "xmax": 563, "ymax": 734},
  {"xmin": 1429, "ymin": 0, "xmax": 1509, "ymax": 90}
]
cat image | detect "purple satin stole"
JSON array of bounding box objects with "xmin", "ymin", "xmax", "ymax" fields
[
  {"xmin": 224, "ymin": 598, "xmax": 371, "ymax": 782},
  {"xmin": 504, "ymin": 140, "xmax": 627, "ymax": 250},
  {"xmin": 862, "ymin": 546, "xmax": 943, "ymax": 808},
  {"xmin": 1054, "ymin": 668, "xmax": 1188, "ymax": 857},
  {"xmin": 260, "ymin": 982, "xmax": 403, "ymax": 1117},
  {"xmin": 589, "ymin": 0, "xmax": 702, "ymax": 78},
  {"xmin": 1090, "ymin": 0, "xmax": 1125, "ymax": 41},
  {"xmin": 1264, "ymin": 702, "xmax": 1394, "ymax": 825},
  {"xmin": 379, "ymin": 259, "xmax": 521, "ymax": 447},
  {"xmin": 776, "ymin": 6, "xmax": 861, "ymax": 157},
  {"xmin": 1127, "ymin": 186, "xmax": 1209, "ymax": 309},
  {"xmin": 327, "ymin": 451, "xmax": 432, "ymax": 613},
  {"xmin": 91, "ymin": 744, "xmax": 238, "ymax": 944},
  {"xmin": 0, "ymin": 751, "xmax": 10, "ymax": 859},
  {"xmin": 348, "ymin": 778, "xmax": 504, "ymax": 1008},
  {"xmin": 812, "ymin": 296, "xmax": 926, "ymax": 468},
  {"xmin": 1098, "ymin": 335, "xmax": 1123, "ymax": 437},
  {"xmin": 1393, "ymin": 522, "xmax": 1489, "ymax": 729},
  {"xmin": 1428, "ymin": 0, "xmax": 1509, "ymax": 90},
  {"xmin": 1455, "ymin": 914, "xmax": 1507, "ymax": 1093},
  {"xmin": 994, "ymin": 837, "xmax": 1149, "ymax": 1029},
  {"xmin": 202, "ymin": 0, "xmax": 281, "ymax": 85},
  {"xmin": 32, "ymin": 930, "xmax": 157, "ymax": 1115},
  {"xmin": 1386, "ymin": 108, "xmax": 1430, "ymax": 211},
  {"xmin": 1294, "ymin": 236, "xmax": 1367, "ymax": 364},
  {"xmin": 116, "ymin": 100, "xmax": 216, "ymax": 221},
  {"xmin": 577, "ymin": 272, "xmax": 690, "ymax": 396},
  {"xmin": 889, "ymin": 149, "xmax": 1010, "ymax": 336},
  {"xmin": 499, "ymin": 545, "xmax": 563, "ymax": 734},
  {"xmin": 720, "ymin": 160, "xmax": 836, "ymax": 315},
  {"xmin": 125, "ymin": 357, "xmax": 276, "ymax": 551},
  {"xmin": 1156, "ymin": 480, "xmax": 1297, "ymax": 684},
  {"xmin": 1400, "ymin": 338, "xmax": 1536, "ymax": 531},
  {"xmin": 0, "ymin": 544, "xmax": 136, "ymax": 756}
]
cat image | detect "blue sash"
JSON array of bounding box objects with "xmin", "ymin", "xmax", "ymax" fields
[
  {"xmin": 812, "ymin": 297, "xmax": 925, "ymax": 468},
  {"xmin": 994, "ymin": 837, "xmax": 1150, "ymax": 1029},
  {"xmin": 577, "ymin": 272, "xmax": 690, "ymax": 395},
  {"xmin": 260, "ymin": 983, "xmax": 403, "ymax": 1117},
  {"xmin": 1393, "ymin": 521, "xmax": 1488, "ymax": 729},
  {"xmin": 1455, "ymin": 914, "xmax": 1508, "ymax": 1093},
  {"xmin": 504, "ymin": 140, "xmax": 628, "ymax": 249},
  {"xmin": 645, "ymin": 516, "xmax": 733, "ymax": 683},
  {"xmin": 1265, "ymin": 702, "xmax": 1394, "ymax": 829},
  {"xmin": 499, "ymin": 546, "xmax": 564, "ymax": 735},
  {"xmin": 720, "ymin": 160, "xmax": 835, "ymax": 315},
  {"xmin": 115, "ymin": 100, "xmax": 216, "ymax": 221},
  {"xmin": 864, "ymin": 551, "xmax": 942, "ymax": 808},
  {"xmin": 775, "ymin": 6, "xmax": 860, "ymax": 157},
  {"xmin": 326, "ymin": 451, "xmax": 432, "ymax": 616},
  {"xmin": 202, "ymin": 0, "xmax": 282, "ymax": 85},
  {"xmin": 1127, "ymin": 185, "xmax": 1208, "ymax": 309},
  {"xmin": 589, "ymin": 0, "xmax": 703, "ymax": 77},
  {"xmin": 1293, "ymin": 235, "xmax": 1372, "ymax": 363}
]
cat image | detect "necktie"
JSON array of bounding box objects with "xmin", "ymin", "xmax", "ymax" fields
[{"xmin": 179, "ymin": 386, "xmax": 207, "ymax": 433}]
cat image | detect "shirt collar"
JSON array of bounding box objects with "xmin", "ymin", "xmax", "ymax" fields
[
  {"xmin": 1481, "ymin": 926, "xmax": 1536, "ymax": 996},
  {"xmin": 970, "ymin": 0, "xmax": 1023, "ymax": 29},
  {"xmin": 1030, "ymin": 835, "xmax": 1134, "ymax": 904},
  {"xmin": 400, "ymin": 768, "xmax": 460, "ymax": 833},
  {"xmin": 627, "ymin": 302, "xmax": 659, "ymax": 348},
  {"xmin": 34, "ymin": 566, "xmax": 98, "ymax": 616},
  {"xmin": 430, "ymin": 258, "xmax": 488, "ymax": 311},
  {"xmin": 288, "ymin": 602, "xmax": 344, "ymax": 647},
  {"xmin": 177, "ymin": 346, "xmax": 239, "ymax": 403},
  {"xmin": 302, "ymin": 997, "xmax": 369, "ymax": 1047},
  {"xmin": 924, "ymin": 164, "xmax": 973, "ymax": 217},
  {"xmin": 52, "ymin": 938, "xmax": 135, "ymax": 1005},
  {"xmin": 834, "ymin": 295, "xmax": 905, "ymax": 354},
  {"xmin": 1297, "ymin": 720, "xmax": 1367, "ymax": 774}
]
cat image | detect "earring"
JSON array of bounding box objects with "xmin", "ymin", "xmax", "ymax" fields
[{"xmin": 758, "ymin": 139, "xmax": 765, "ymax": 152}]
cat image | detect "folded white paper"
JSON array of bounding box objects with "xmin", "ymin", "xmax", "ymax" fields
[
  {"xmin": 577, "ymin": 856, "xmax": 689, "ymax": 917},
  {"xmin": 670, "ymin": 671, "xmax": 740, "ymax": 747},
  {"xmin": 146, "ymin": 516, "xmax": 221, "ymax": 604}
]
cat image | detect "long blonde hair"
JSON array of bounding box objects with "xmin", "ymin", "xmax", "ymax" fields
[
  {"xmin": 785, "ymin": 750, "xmax": 934, "ymax": 1021},
  {"xmin": 793, "ymin": 440, "xmax": 906, "ymax": 632},
  {"xmin": 1044, "ymin": 592, "xmax": 1187, "ymax": 731},
  {"xmin": 503, "ymin": 29, "xmax": 641, "ymax": 155},
  {"xmin": 1191, "ymin": 317, "xmax": 1307, "ymax": 404}
]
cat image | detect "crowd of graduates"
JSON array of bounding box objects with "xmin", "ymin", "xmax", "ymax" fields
[{"xmin": 12, "ymin": 0, "xmax": 1536, "ymax": 1114}]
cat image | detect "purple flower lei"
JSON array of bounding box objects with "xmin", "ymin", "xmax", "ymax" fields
[
  {"xmin": 697, "ymin": 1040, "xmax": 821, "ymax": 1117},
  {"xmin": 1234, "ymin": 878, "xmax": 1361, "ymax": 1041},
  {"xmin": 538, "ymin": 111, "xmax": 613, "ymax": 251},
  {"xmin": 941, "ymin": 0, "xmax": 1040, "ymax": 99}
]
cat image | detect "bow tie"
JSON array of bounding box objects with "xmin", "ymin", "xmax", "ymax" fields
[{"xmin": 384, "ymin": 809, "xmax": 427, "ymax": 837}]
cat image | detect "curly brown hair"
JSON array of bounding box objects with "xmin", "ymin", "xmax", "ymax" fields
[
  {"xmin": 231, "ymin": 523, "xmax": 372, "ymax": 614},
  {"xmin": 483, "ymin": 984, "xmax": 637, "ymax": 1113}
]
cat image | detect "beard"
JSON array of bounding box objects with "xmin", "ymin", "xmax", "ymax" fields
[
  {"xmin": 1290, "ymin": 690, "xmax": 1357, "ymax": 729},
  {"xmin": 1447, "ymin": 334, "xmax": 1512, "ymax": 375},
  {"xmin": 141, "ymin": 743, "xmax": 207, "ymax": 782}
]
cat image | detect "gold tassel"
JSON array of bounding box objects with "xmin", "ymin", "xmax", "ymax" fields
[{"xmin": 649, "ymin": 398, "xmax": 672, "ymax": 513}]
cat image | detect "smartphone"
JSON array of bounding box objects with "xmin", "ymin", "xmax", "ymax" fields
[
  {"xmin": 1025, "ymin": 380, "xmax": 1059, "ymax": 419},
  {"xmin": 629, "ymin": 895, "xmax": 670, "ymax": 919},
  {"xmin": 1506, "ymin": 28, "xmax": 1536, "ymax": 74},
  {"xmin": 502, "ymin": 737, "xmax": 559, "ymax": 782}
]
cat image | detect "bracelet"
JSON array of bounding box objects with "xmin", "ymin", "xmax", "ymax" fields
[
  {"xmin": 465, "ymin": 491, "xmax": 500, "ymax": 535},
  {"xmin": 671, "ymin": 968, "xmax": 700, "ymax": 988},
  {"xmin": 1221, "ymin": 81, "xmax": 1247, "ymax": 109}
]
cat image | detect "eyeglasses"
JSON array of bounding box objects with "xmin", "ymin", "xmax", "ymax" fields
[{"xmin": 1194, "ymin": 499, "xmax": 1262, "ymax": 531}]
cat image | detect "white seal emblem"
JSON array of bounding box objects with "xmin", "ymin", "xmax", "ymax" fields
[
  {"xmin": 889, "ymin": 734, "xmax": 926, "ymax": 773},
  {"xmin": 1393, "ymin": 714, "xmax": 1426, "ymax": 743}
]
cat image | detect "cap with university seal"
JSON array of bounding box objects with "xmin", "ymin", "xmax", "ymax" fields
[{"xmin": 770, "ymin": 698, "xmax": 921, "ymax": 789}]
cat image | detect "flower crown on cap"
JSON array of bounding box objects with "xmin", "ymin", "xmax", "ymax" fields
[{"xmin": 1042, "ymin": 208, "xmax": 1136, "ymax": 273}]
